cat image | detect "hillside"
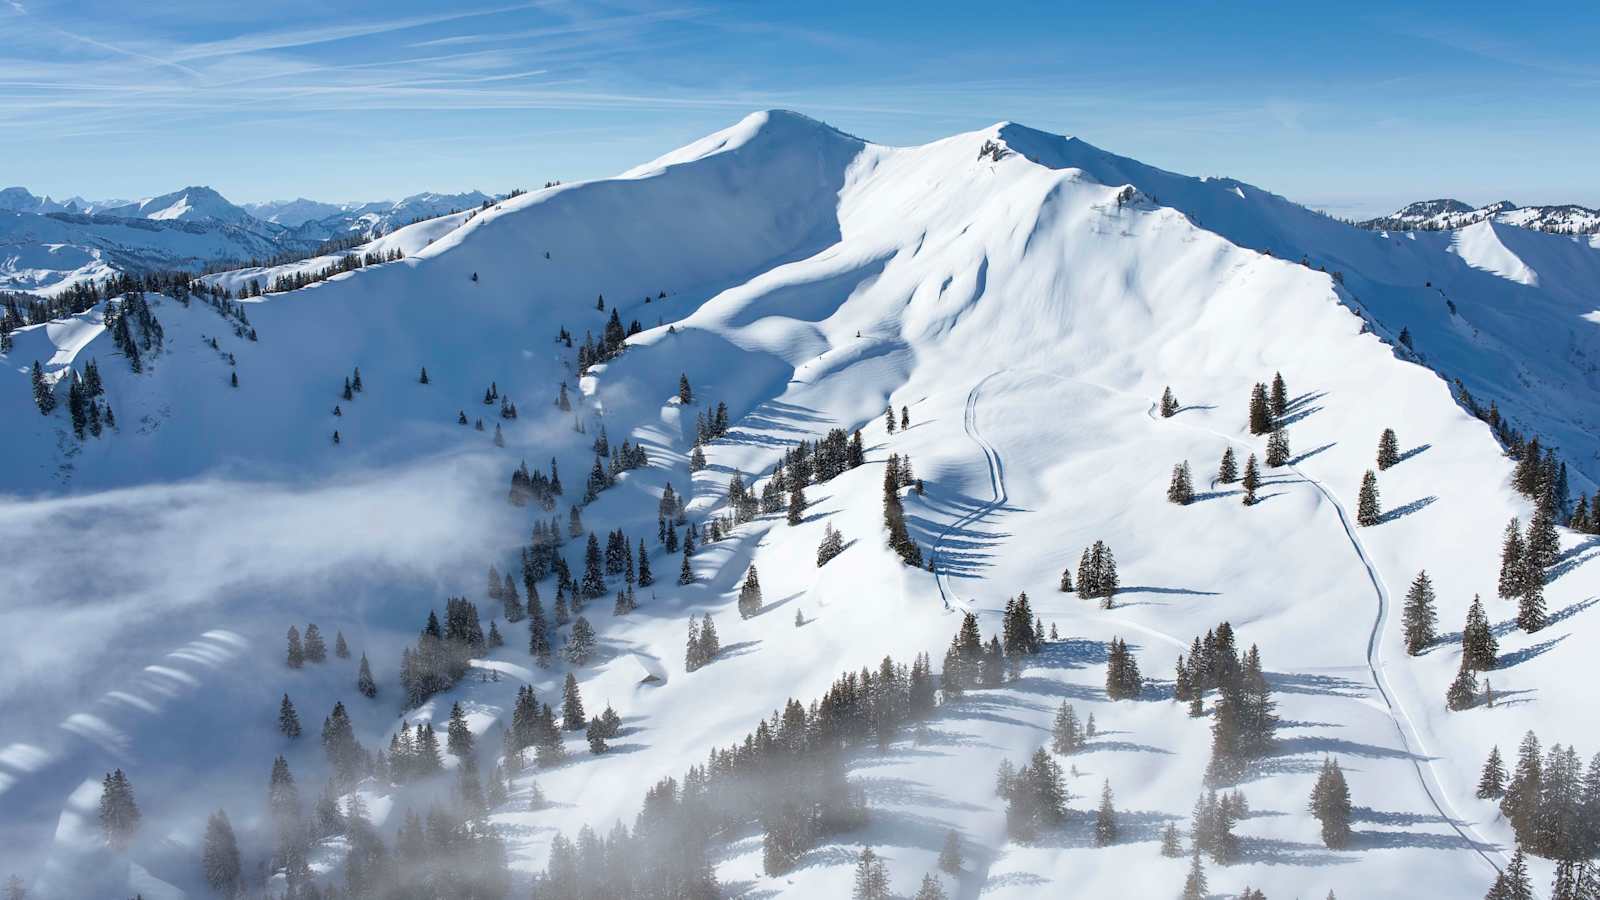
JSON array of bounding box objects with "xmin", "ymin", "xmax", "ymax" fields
[
  {"xmin": 1361, "ymin": 199, "xmax": 1600, "ymax": 236},
  {"xmin": 1, "ymin": 110, "xmax": 1598, "ymax": 900}
]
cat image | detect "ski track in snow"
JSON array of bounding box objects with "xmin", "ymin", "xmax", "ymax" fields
[{"xmin": 942, "ymin": 368, "xmax": 1508, "ymax": 890}]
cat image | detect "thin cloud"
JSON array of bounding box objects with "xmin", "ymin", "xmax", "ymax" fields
[{"xmin": 165, "ymin": 1, "xmax": 544, "ymax": 63}]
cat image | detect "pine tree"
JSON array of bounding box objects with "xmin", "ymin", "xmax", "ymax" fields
[
  {"xmin": 1517, "ymin": 576, "xmax": 1547, "ymax": 633},
  {"xmin": 1266, "ymin": 424, "xmax": 1291, "ymax": 467},
  {"xmin": 1357, "ymin": 470, "xmax": 1381, "ymax": 526},
  {"xmin": 852, "ymin": 847, "xmax": 890, "ymax": 900},
  {"xmin": 1160, "ymin": 386, "xmax": 1180, "ymax": 417},
  {"xmin": 1527, "ymin": 506, "xmax": 1560, "ymax": 570},
  {"xmin": 303, "ymin": 623, "xmax": 327, "ymax": 663},
  {"xmin": 1168, "ymin": 461, "xmax": 1195, "ymax": 505},
  {"xmin": 1248, "ymin": 382, "xmax": 1272, "ymax": 435},
  {"xmin": 357, "ymin": 653, "xmax": 377, "ymax": 698},
  {"xmin": 448, "ymin": 701, "xmax": 474, "ymax": 756},
  {"xmin": 738, "ymin": 566, "xmax": 763, "ymax": 618},
  {"xmin": 913, "ymin": 874, "xmax": 948, "ymax": 900},
  {"xmin": 1242, "ymin": 453, "xmax": 1261, "ymax": 505},
  {"xmin": 1462, "ymin": 595, "xmax": 1498, "ymax": 671},
  {"xmin": 562, "ymin": 673, "xmax": 586, "ymax": 730},
  {"xmin": 1502, "ymin": 732, "xmax": 1543, "ymax": 843},
  {"xmin": 334, "ymin": 630, "xmax": 350, "ymax": 659},
  {"xmin": 938, "ymin": 829, "xmax": 962, "ymax": 874},
  {"xmin": 1094, "ymin": 780, "xmax": 1119, "ymax": 846},
  {"xmin": 1401, "ymin": 570, "xmax": 1438, "ymax": 655},
  {"xmin": 817, "ymin": 522, "xmax": 845, "ymax": 566},
  {"xmin": 230, "ymin": 371, "xmax": 238, "ymax": 388},
  {"xmin": 1308, "ymin": 757, "xmax": 1353, "ymax": 848},
  {"xmin": 201, "ymin": 809, "xmax": 241, "ymax": 895},
  {"xmin": 678, "ymin": 373, "xmax": 692, "ymax": 404},
  {"xmin": 98, "ymin": 769, "xmax": 141, "ymax": 849},
  {"xmin": 1497, "ymin": 846, "xmax": 1533, "ymax": 900},
  {"xmin": 1447, "ymin": 659, "xmax": 1479, "ymax": 711},
  {"xmin": 678, "ymin": 544, "xmax": 694, "ymax": 584},
  {"xmin": 1377, "ymin": 428, "xmax": 1400, "ymax": 469},
  {"xmin": 279, "ymin": 694, "xmax": 302, "ymax": 738},
  {"xmin": 1218, "ymin": 446, "xmax": 1238, "ymax": 483},
  {"xmin": 1477, "ymin": 746, "xmax": 1507, "ymax": 799},
  {"xmin": 567, "ymin": 616, "xmax": 596, "ymax": 665},
  {"xmin": 286, "ymin": 626, "xmax": 304, "ymax": 668},
  {"xmin": 1160, "ymin": 821, "xmax": 1183, "ymax": 857},
  {"xmin": 30, "ymin": 360, "xmax": 56, "ymax": 415},
  {"xmin": 1182, "ymin": 849, "xmax": 1208, "ymax": 900},
  {"xmin": 1269, "ymin": 372, "xmax": 1288, "ymax": 417},
  {"xmin": 1051, "ymin": 701, "xmax": 1082, "ymax": 754}
]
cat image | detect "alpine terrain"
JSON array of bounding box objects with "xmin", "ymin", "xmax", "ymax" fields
[{"xmin": 2, "ymin": 110, "xmax": 1599, "ymax": 900}]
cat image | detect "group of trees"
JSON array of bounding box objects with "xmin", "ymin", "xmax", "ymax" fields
[
  {"xmin": 883, "ymin": 453, "xmax": 924, "ymax": 567},
  {"xmin": 1499, "ymin": 512, "xmax": 1558, "ymax": 633},
  {"xmin": 284, "ymin": 622, "xmax": 344, "ymax": 667},
  {"xmin": 1189, "ymin": 788, "xmax": 1250, "ymax": 864},
  {"xmin": 995, "ymin": 749, "xmax": 1069, "ymax": 839},
  {"xmin": 1068, "ymin": 540, "xmax": 1119, "ymax": 606},
  {"xmin": 533, "ymin": 652, "xmax": 938, "ymax": 896},
  {"xmin": 1448, "ymin": 594, "xmax": 1500, "ymax": 711},
  {"xmin": 942, "ymin": 607, "xmax": 1034, "ymax": 695},
  {"xmin": 1308, "ymin": 757, "xmax": 1354, "ymax": 848},
  {"xmin": 104, "ymin": 291, "xmax": 164, "ymax": 373},
  {"xmin": 399, "ymin": 598, "xmax": 484, "ymax": 707},
  {"xmin": 573, "ymin": 308, "xmax": 644, "ymax": 373},
  {"xmin": 1104, "ymin": 637, "xmax": 1143, "ymax": 700},
  {"xmin": 1171, "ymin": 622, "xmax": 1278, "ymax": 784},
  {"xmin": 504, "ymin": 683, "xmax": 569, "ymax": 769},
  {"xmin": 1476, "ymin": 731, "xmax": 1600, "ymax": 863},
  {"xmin": 684, "ymin": 614, "xmax": 721, "ymax": 671},
  {"xmin": 267, "ymin": 247, "xmax": 405, "ymax": 294},
  {"xmin": 62, "ymin": 359, "xmax": 115, "ymax": 437}
]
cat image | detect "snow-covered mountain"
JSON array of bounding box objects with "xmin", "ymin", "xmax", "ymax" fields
[
  {"xmin": 0, "ymin": 187, "xmax": 494, "ymax": 297},
  {"xmin": 3, "ymin": 111, "xmax": 1599, "ymax": 900},
  {"xmin": 1361, "ymin": 198, "xmax": 1600, "ymax": 234}
]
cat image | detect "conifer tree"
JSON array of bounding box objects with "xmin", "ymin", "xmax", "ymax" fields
[
  {"xmin": 1517, "ymin": 576, "xmax": 1547, "ymax": 633},
  {"xmin": 286, "ymin": 626, "xmax": 305, "ymax": 668},
  {"xmin": 938, "ymin": 829, "xmax": 962, "ymax": 874},
  {"xmin": 1218, "ymin": 446, "xmax": 1238, "ymax": 483},
  {"xmin": 1051, "ymin": 700, "xmax": 1082, "ymax": 754},
  {"xmin": 678, "ymin": 544, "xmax": 695, "ymax": 585},
  {"xmin": 678, "ymin": 373, "xmax": 692, "ymax": 404},
  {"xmin": 30, "ymin": 361, "xmax": 55, "ymax": 415},
  {"xmin": 1242, "ymin": 453, "xmax": 1261, "ymax": 505},
  {"xmin": 1527, "ymin": 506, "xmax": 1559, "ymax": 571},
  {"xmin": 279, "ymin": 694, "xmax": 302, "ymax": 738},
  {"xmin": 1308, "ymin": 757, "xmax": 1353, "ymax": 848},
  {"xmin": 98, "ymin": 769, "xmax": 141, "ymax": 849},
  {"xmin": 913, "ymin": 874, "xmax": 948, "ymax": 900},
  {"xmin": 567, "ymin": 616, "xmax": 596, "ymax": 665},
  {"xmin": 448, "ymin": 701, "xmax": 474, "ymax": 757},
  {"xmin": 201, "ymin": 809, "xmax": 241, "ymax": 895},
  {"xmin": 817, "ymin": 523, "xmax": 845, "ymax": 567},
  {"xmin": 1248, "ymin": 382, "xmax": 1272, "ymax": 435},
  {"xmin": 685, "ymin": 616, "xmax": 703, "ymax": 672},
  {"xmin": 1501, "ymin": 732, "xmax": 1543, "ymax": 843},
  {"xmin": 788, "ymin": 484, "xmax": 807, "ymax": 525},
  {"xmin": 852, "ymin": 847, "xmax": 890, "ymax": 900},
  {"xmin": 1447, "ymin": 660, "xmax": 1479, "ymax": 711},
  {"xmin": 1160, "ymin": 821, "xmax": 1183, "ymax": 857},
  {"xmin": 1160, "ymin": 386, "xmax": 1179, "ymax": 417},
  {"xmin": 738, "ymin": 566, "xmax": 763, "ymax": 618},
  {"xmin": 562, "ymin": 673, "xmax": 586, "ymax": 730},
  {"xmin": 334, "ymin": 630, "xmax": 350, "ymax": 659},
  {"xmin": 1377, "ymin": 428, "xmax": 1400, "ymax": 470},
  {"xmin": 357, "ymin": 653, "xmax": 377, "ymax": 698},
  {"xmin": 885, "ymin": 405, "xmax": 897, "ymax": 435},
  {"xmin": 1269, "ymin": 372, "xmax": 1288, "ymax": 417},
  {"xmin": 303, "ymin": 623, "xmax": 327, "ymax": 663},
  {"xmin": 1462, "ymin": 595, "xmax": 1498, "ymax": 670},
  {"xmin": 1357, "ymin": 470, "xmax": 1381, "ymax": 526},
  {"xmin": 1266, "ymin": 424, "xmax": 1291, "ymax": 467},
  {"xmin": 1168, "ymin": 461, "xmax": 1195, "ymax": 505},
  {"xmin": 1094, "ymin": 780, "xmax": 1119, "ymax": 846},
  {"xmin": 1182, "ymin": 849, "xmax": 1208, "ymax": 900},
  {"xmin": 1477, "ymin": 746, "xmax": 1507, "ymax": 799},
  {"xmin": 1401, "ymin": 570, "xmax": 1438, "ymax": 655}
]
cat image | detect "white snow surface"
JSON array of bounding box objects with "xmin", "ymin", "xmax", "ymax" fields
[{"xmin": 1, "ymin": 109, "xmax": 1599, "ymax": 898}]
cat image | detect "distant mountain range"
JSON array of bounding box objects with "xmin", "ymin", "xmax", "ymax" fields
[
  {"xmin": 1357, "ymin": 198, "xmax": 1600, "ymax": 234},
  {"xmin": 0, "ymin": 184, "xmax": 495, "ymax": 295}
]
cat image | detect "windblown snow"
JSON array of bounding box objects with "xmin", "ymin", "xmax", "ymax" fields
[{"xmin": 2, "ymin": 110, "xmax": 1598, "ymax": 899}]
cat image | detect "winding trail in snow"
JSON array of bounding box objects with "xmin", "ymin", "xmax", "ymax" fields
[
  {"xmin": 946, "ymin": 368, "xmax": 1506, "ymax": 883},
  {"xmin": 931, "ymin": 372, "xmax": 1009, "ymax": 611}
]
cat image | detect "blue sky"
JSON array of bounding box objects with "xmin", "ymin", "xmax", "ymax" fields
[{"xmin": 3, "ymin": 0, "xmax": 1597, "ymax": 217}]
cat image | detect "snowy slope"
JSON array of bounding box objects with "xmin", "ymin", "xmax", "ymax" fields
[
  {"xmin": 2, "ymin": 110, "xmax": 1598, "ymax": 900},
  {"xmin": 1361, "ymin": 199, "xmax": 1600, "ymax": 235},
  {"xmin": 98, "ymin": 187, "xmax": 258, "ymax": 227}
]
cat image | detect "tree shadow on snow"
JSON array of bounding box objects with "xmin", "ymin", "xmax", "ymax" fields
[
  {"xmin": 1191, "ymin": 488, "xmax": 1244, "ymax": 502},
  {"xmin": 1118, "ymin": 585, "xmax": 1220, "ymax": 597},
  {"xmin": 1288, "ymin": 442, "xmax": 1337, "ymax": 466},
  {"xmin": 1273, "ymin": 735, "xmax": 1434, "ymax": 762},
  {"xmin": 1396, "ymin": 443, "xmax": 1431, "ymax": 464},
  {"xmin": 1547, "ymin": 541, "xmax": 1600, "ymax": 585},
  {"xmin": 1378, "ymin": 495, "xmax": 1437, "ymax": 524},
  {"xmin": 1496, "ymin": 635, "xmax": 1566, "ymax": 669},
  {"xmin": 1266, "ymin": 671, "xmax": 1370, "ymax": 699}
]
